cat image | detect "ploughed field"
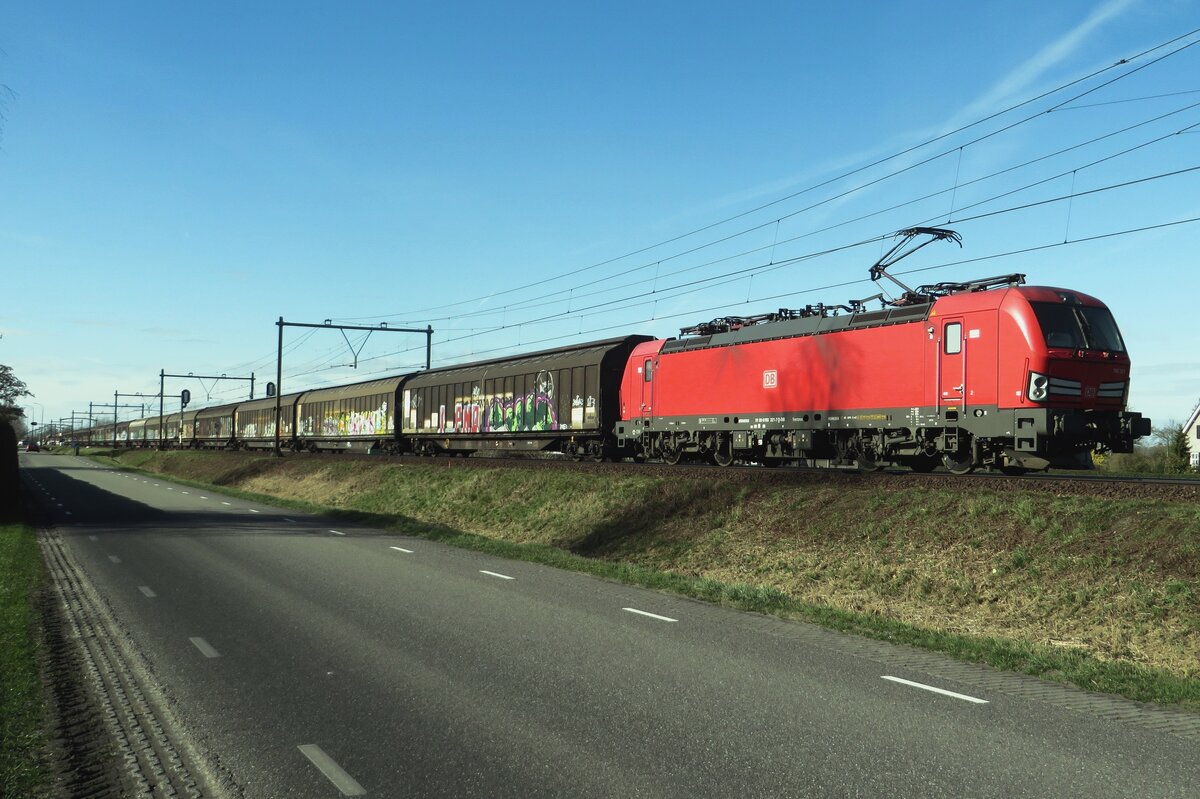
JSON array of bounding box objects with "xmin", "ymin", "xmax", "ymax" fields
[{"xmin": 90, "ymin": 448, "xmax": 1200, "ymax": 708}]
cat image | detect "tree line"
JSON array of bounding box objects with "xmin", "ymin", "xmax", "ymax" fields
[{"xmin": 1094, "ymin": 420, "xmax": 1195, "ymax": 476}]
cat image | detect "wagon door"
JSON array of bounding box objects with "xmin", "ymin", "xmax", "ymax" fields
[{"xmin": 938, "ymin": 317, "xmax": 965, "ymax": 414}]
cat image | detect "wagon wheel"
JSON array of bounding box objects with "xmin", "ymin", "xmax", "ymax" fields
[
  {"xmin": 564, "ymin": 440, "xmax": 583, "ymax": 462},
  {"xmin": 587, "ymin": 440, "xmax": 606, "ymax": 462},
  {"xmin": 712, "ymin": 434, "xmax": 735, "ymax": 467}
]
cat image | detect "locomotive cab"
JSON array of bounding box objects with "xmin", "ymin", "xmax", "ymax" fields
[{"xmin": 997, "ymin": 287, "xmax": 1150, "ymax": 470}]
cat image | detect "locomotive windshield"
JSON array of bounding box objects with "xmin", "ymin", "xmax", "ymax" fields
[{"xmin": 1030, "ymin": 302, "xmax": 1125, "ymax": 352}]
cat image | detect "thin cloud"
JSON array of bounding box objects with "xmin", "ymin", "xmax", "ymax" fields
[
  {"xmin": 957, "ymin": 0, "xmax": 1139, "ymax": 121},
  {"xmin": 679, "ymin": 0, "xmax": 1141, "ymax": 228}
]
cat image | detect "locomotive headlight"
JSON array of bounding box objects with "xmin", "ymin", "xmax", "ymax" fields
[{"xmin": 1028, "ymin": 372, "xmax": 1049, "ymax": 402}]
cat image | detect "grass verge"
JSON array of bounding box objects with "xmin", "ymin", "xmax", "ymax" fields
[
  {"xmin": 94, "ymin": 450, "xmax": 1200, "ymax": 711},
  {"xmin": 0, "ymin": 523, "xmax": 50, "ymax": 797}
]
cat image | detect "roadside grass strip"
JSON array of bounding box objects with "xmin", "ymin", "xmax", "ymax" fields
[{"xmin": 0, "ymin": 524, "xmax": 51, "ymax": 796}]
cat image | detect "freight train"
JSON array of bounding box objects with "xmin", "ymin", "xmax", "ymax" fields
[{"xmin": 77, "ymin": 229, "xmax": 1151, "ymax": 474}]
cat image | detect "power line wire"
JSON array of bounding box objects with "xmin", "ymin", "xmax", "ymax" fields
[{"xmin": 342, "ymin": 26, "xmax": 1200, "ymax": 323}]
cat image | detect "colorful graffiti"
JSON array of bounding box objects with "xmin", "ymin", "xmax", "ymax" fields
[
  {"xmin": 321, "ymin": 402, "xmax": 389, "ymax": 437},
  {"xmin": 437, "ymin": 373, "xmax": 566, "ymax": 434}
]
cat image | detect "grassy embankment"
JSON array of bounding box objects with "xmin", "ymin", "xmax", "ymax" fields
[
  {"xmin": 97, "ymin": 448, "xmax": 1200, "ymax": 710},
  {"xmin": 0, "ymin": 523, "xmax": 50, "ymax": 797}
]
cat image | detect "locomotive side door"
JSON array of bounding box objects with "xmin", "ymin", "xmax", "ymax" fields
[
  {"xmin": 639, "ymin": 355, "xmax": 655, "ymax": 419},
  {"xmin": 937, "ymin": 317, "xmax": 965, "ymax": 411}
]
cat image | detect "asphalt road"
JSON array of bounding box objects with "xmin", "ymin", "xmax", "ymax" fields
[{"xmin": 19, "ymin": 452, "xmax": 1200, "ymax": 798}]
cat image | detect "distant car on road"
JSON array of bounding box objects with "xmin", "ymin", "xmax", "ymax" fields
[{"xmin": 25, "ymin": 442, "xmax": 41, "ymax": 452}]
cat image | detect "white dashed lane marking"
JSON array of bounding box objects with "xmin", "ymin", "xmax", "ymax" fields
[
  {"xmin": 389, "ymin": 546, "xmax": 413, "ymax": 554},
  {"xmin": 330, "ymin": 530, "xmax": 345, "ymax": 536},
  {"xmin": 189, "ymin": 637, "xmax": 221, "ymax": 658},
  {"xmin": 480, "ymin": 570, "xmax": 514, "ymax": 580},
  {"xmin": 880, "ymin": 675, "xmax": 989, "ymax": 704},
  {"xmin": 138, "ymin": 586, "xmax": 157, "ymax": 598},
  {"xmin": 298, "ymin": 744, "xmax": 366, "ymax": 796},
  {"xmin": 108, "ymin": 555, "xmax": 122, "ymax": 564},
  {"xmin": 623, "ymin": 607, "xmax": 678, "ymax": 623}
]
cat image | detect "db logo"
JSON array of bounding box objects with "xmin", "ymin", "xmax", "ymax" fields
[
  {"xmin": 763, "ymin": 370, "xmax": 778, "ymax": 389},
  {"xmin": 1085, "ymin": 387, "xmax": 1097, "ymax": 397}
]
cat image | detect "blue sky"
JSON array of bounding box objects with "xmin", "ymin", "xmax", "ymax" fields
[{"xmin": 2, "ymin": 1, "xmax": 1199, "ymax": 430}]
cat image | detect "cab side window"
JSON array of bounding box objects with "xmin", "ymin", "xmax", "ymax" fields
[{"xmin": 944, "ymin": 322, "xmax": 962, "ymax": 355}]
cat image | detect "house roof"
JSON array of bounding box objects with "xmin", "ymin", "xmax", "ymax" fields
[{"xmin": 1185, "ymin": 399, "xmax": 1200, "ymax": 433}]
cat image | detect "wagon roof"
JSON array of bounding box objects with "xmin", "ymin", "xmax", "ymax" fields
[
  {"xmin": 404, "ymin": 335, "xmax": 651, "ymax": 385},
  {"xmin": 195, "ymin": 402, "xmax": 240, "ymax": 419},
  {"xmin": 237, "ymin": 393, "xmax": 304, "ymax": 413},
  {"xmin": 298, "ymin": 376, "xmax": 406, "ymax": 403}
]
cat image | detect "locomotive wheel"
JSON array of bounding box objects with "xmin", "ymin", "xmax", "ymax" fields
[
  {"xmin": 712, "ymin": 435, "xmax": 734, "ymax": 467},
  {"xmin": 661, "ymin": 442, "xmax": 683, "ymax": 465},
  {"xmin": 942, "ymin": 451, "xmax": 975, "ymax": 475}
]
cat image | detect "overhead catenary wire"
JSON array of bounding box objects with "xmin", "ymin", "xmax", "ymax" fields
[
  {"xmin": 338, "ymin": 67, "xmax": 1200, "ymax": 346},
  {"xmin": 416, "ymin": 214, "xmax": 1200, "ymax": 367},
  {"xmin": 188, "ymin": 29, "xmax": 1200, "ymax": 399},
  {"xmin": 186, "ymin": 209, "xmax": 1196, "ymax": 404},
  {"xmin": 367, "ymin": 104, "xmax": 1200, "ymax": 329},
  {"xmin": 232, "ymin": 153, "xmax": 1200, "ymax": 396},
  {"xmin": 338, "ymin": 27, "xmax": 1200, "ymax": 324},
  {"xmin": 385, "ymin": 164, "xmax": 1200, "ymax": 351}
]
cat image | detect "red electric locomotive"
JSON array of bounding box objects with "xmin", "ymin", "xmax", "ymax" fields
[{"xmin": 613, "ymin": 228, "xmax": 1151, "ymax": 473}]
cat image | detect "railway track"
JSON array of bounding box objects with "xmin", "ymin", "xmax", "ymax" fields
[{"xmin": 127, "ymin": 448, "xmax": 1199, "ymax": 503}]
